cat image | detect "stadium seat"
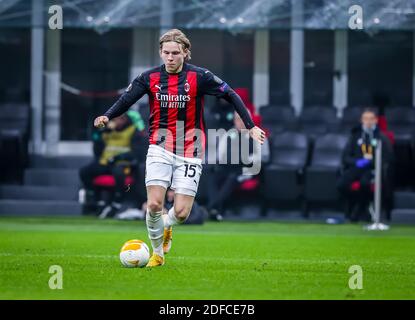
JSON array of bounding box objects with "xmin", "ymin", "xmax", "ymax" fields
[
  {"xmin": 390, "ymin": 191, "xmax": 415, "ymax": 223},
  {"xmin": 385, "ymin": 107, "xmax": 415, "ymax": 142},
  {"xmin": 269, "ymin": 131, "xmax": 309, "ymax": 167},
  {"xmin": 0, "ymin": 136, "xmax": 4, "ymax": 175},
  {"xmin": 303, "ymin": 133, "xmax": 348, "ymax": 216},
  {"xmin": 239, "ymin": 177, "xmax": 260, "ymax": 191},
  {"xmin": 196, "ymin": 164, "xmax": 213, "ymax": 205},
  {"xmin": 261, "ymin": 132, "xmax": 309, "ymax": 214},
  {"xmin": 92, "ymin": 175, "xmax": 135, "ymax": 188},
  {"xmin": 350, "ymin": 181, "xmax": 375, "ymax": 193},
  {"xmin": 222, "ymin": 175, "xmax": 261, "ymax": 217},
  {"xmin": 91, "ymin": 172, "xmax": 137, "ymax": 207},
  {"xmin": 385, "ymin": 107, "xmax": 415, "ymax": 187},
  {"xmin": 83, "ymin": 159, "xmax": 146, "ymax": 215},
  {"xmin": 298, "ymin": 106, "xmax": 339, "ymax": 139},
  {"xmin": 259, "ymin": 105, "xmax": 297, "ymax": 135},
  {"xmin": 0, "ymin": 103, "xmax": 30, "ymax": 183},
  {"xmin": 308, "ymin": 133, "xmax": 348, "ymax": 167}
]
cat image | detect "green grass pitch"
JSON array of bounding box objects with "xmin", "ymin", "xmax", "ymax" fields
[{"xmin": 0, "ymin": 216, "xmax": 414, "ymax": 300}]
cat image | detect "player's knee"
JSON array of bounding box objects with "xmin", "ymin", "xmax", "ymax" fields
[
  {"xmin": 147, "ymin": 199, "xmax": 164, "ymax": 213},
  {"xmin": 173, "ymin": 206, "xmax": 191, "ymax": 222}
]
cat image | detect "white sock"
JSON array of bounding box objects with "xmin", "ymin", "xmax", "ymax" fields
[
  {"xmin": 163, "ymin": 207, "xmax": 180, "ymax": 229},
  {"xmin": 146, "ymin": 209, "xmax": 164, "ymax": 257}
]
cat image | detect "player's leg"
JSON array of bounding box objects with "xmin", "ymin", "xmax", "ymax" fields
[
  {"xmin": 165, "ymin": 193, "xmax": 195, "ymax": 224},
  {"xmin": 144, "ymin": 148, "xmax": 173, "ymax": 267},
  {"xmin": 163, "ymin": 161, "xmax": 202, "ymax": 254},
  {"xmin": 145, "ymin": 185, "xmax": 168, "ymax": 266},
  {"xmin": 162, "ymin": 193, "xmax": 195, "ymax": 254}
]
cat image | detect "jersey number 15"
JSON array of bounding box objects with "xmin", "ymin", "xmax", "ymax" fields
[{"xmin": 184, "ymin": 164, "xmax": 197, "ymax": 178}]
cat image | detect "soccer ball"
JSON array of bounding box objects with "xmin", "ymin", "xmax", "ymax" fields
[{"xmin": 119, "ymin": 239, "xmax": 150, "ymax": 268}]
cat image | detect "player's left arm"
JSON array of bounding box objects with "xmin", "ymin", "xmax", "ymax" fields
[{"xmin": 201, "ymin": 70, "xmax": 265, "ymax": 144}]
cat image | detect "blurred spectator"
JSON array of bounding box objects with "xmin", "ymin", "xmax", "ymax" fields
[
  {"xmin": 337, "ymin": 108, "xmax": 394, "ymax": 222},
  {"xmin": 204, "ymin": 111, "xmax": 269, "ymax": 221},
  {"xmin": 80, "ymin": 111, "xmax": 147, "ymax": 218}
]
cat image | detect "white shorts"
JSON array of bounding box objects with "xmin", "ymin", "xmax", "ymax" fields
[{"xmin": 145, "ymin": 145, "xmax": 203, "ymax": 197}]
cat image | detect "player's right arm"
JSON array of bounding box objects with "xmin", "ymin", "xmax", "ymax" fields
[
  {"xmin": 94, "ymin": 73, "xmax": 149, "ymax": 128},
  {"xmin": 200, "ymin": 69, "xmax": 265, "ymax": 145}
]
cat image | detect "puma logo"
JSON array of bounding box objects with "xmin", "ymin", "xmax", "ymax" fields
[{"xmin": 155, "ymin": 84, "xmax": 162, "ymax": 91}]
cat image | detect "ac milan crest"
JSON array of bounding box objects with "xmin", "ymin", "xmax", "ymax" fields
[{"xmin": 184, "ymin": 82, "xmax": 190, "ymax": 92}]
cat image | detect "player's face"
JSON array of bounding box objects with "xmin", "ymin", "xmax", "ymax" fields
[
  {"xmin": 361, "ymin": 111, "xmax": 378, "ymax": 130},
  {"xmin": 160, "ymin": 41, "xmax": 186, "ymax": 73}
]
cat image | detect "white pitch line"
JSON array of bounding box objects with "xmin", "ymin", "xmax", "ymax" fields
[{"xmin": 1, "ymin": 252, "xmax": 413, "ymax": 267}]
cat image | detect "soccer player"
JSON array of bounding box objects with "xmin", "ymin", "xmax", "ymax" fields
[{"xmin": 94, "ymin": 29, "xmax": 265, "ymax": 267}]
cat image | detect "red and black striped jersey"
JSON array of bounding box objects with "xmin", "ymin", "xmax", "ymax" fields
[{"xmin": 104, "ymin": 63, "xmax": 255, "ymax": 159}]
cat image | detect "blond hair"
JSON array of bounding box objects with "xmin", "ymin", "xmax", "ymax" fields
[{"xmin": 159, "ymin": 29, "xmax": 191, "ymax": 61}]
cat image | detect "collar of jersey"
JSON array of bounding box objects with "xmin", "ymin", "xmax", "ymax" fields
[{"xmin": 162, "ymin": 62, "xmax": 188, "ymax": 75}]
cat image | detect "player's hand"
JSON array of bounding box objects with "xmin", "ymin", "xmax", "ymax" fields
[
  {"xmin": 249, "ymin": 126, "xmax": 265, "ymax": 145},
  {"xmin": 94, "ymin": 116, "xmax": 109, "ymax": 128}
]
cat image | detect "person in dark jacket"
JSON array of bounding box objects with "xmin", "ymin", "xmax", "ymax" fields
[{"xmin": 337, "ymin": 108, "xmax": 394, "ymax": 222}]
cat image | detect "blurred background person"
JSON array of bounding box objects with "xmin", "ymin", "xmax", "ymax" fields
[
  {"xmin": 337, "ymin": 108, "xmax": 394, "ymax": 222},
  {"xmin": 204, "ymin": 111, "xmax": 269, "ymax": 221},
  {"xmin": 79, "ymin": 111, "xmax": 147, "ymax": 218}
]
